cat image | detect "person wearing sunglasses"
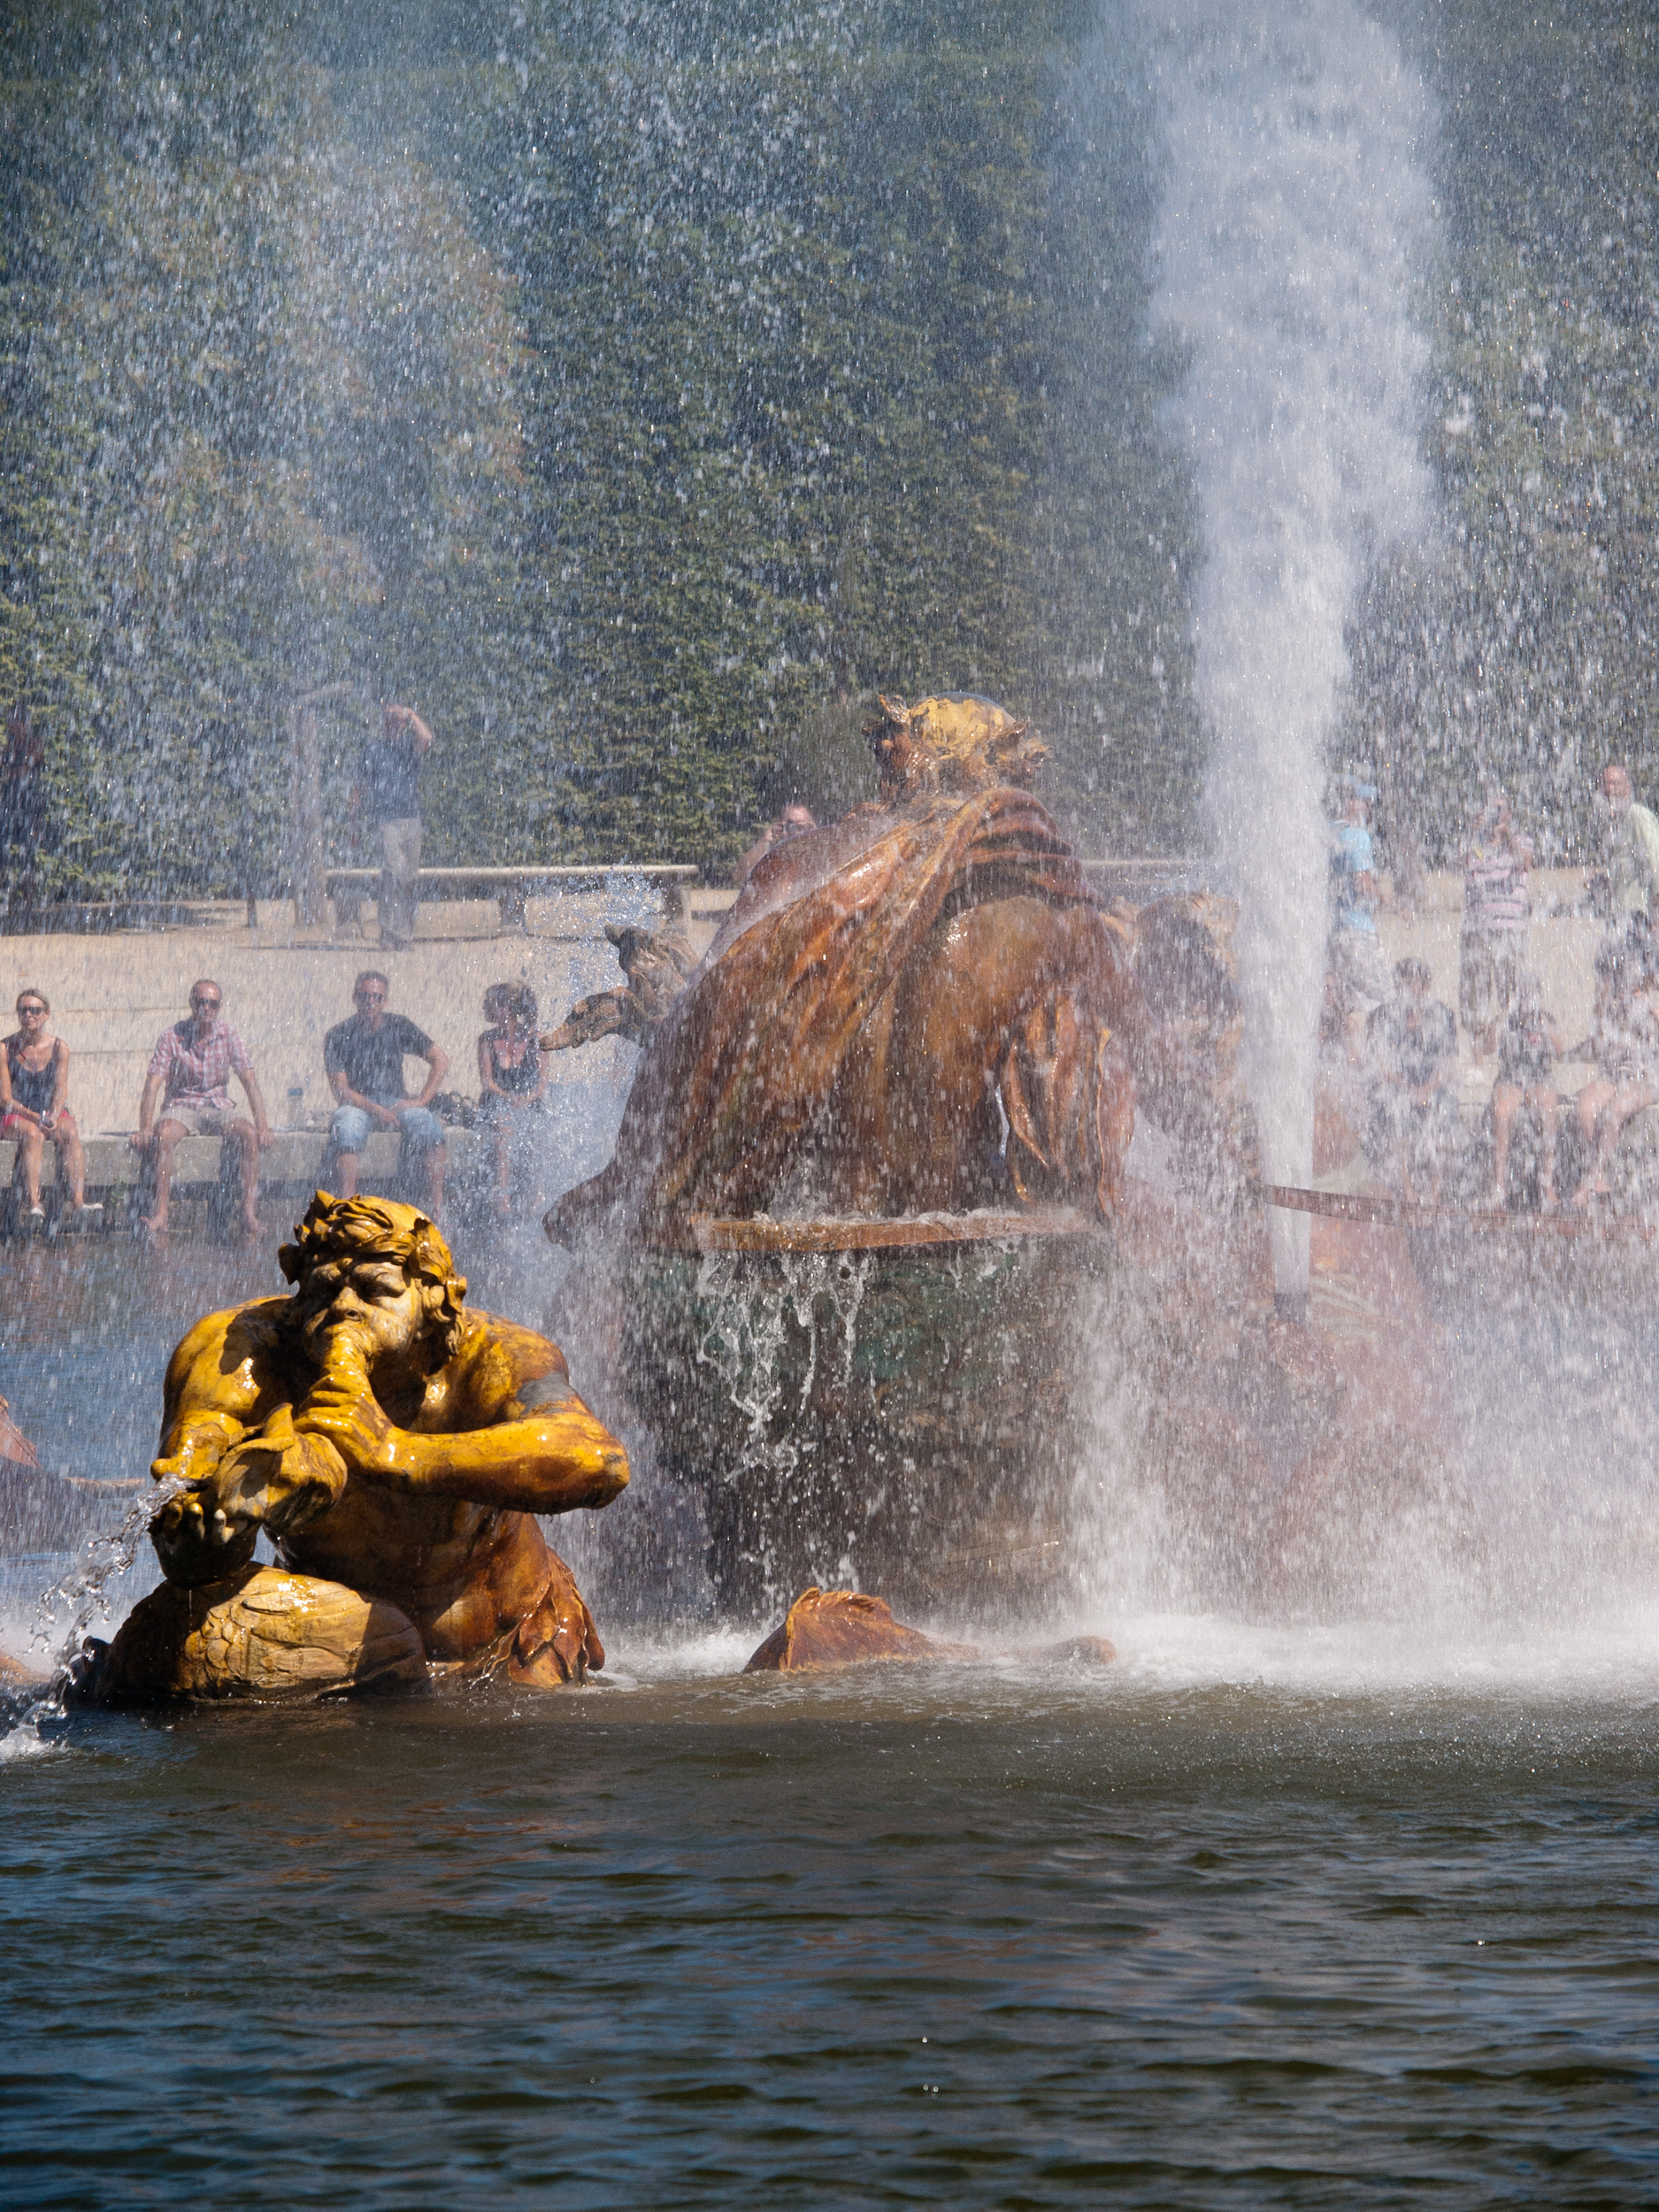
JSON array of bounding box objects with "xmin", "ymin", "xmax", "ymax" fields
[
  {"xmin": 1, "ymin": 988, "xmax": 96, "ymax": 1227},
  {"xmin": 131, "ymin": 980, "xmax": 272, "ymax": 1239}
]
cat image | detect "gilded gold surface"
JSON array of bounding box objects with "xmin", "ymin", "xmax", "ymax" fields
[{"xmin": 97, "ymin": 1193, "xmax": 628, "ymax": 1702}]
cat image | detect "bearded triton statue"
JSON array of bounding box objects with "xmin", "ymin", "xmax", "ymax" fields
[
  {"xmin": 549, "ymin": 694, "xmax": 1226, "ymax": 1248},
  {"xmin": 89, "ymin": 1194, "xmax": 627, "ymax": 1702}
]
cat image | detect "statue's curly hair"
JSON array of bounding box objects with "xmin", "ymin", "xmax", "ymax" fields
[{"xmin": 279, "ymin": 1192, "xmax": 468, "ymax": 1337}]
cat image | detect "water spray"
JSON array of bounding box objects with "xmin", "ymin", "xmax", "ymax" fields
[{"xmin": 1141, "ymin": 0, "xmax": 1434, "ymax": 1301}]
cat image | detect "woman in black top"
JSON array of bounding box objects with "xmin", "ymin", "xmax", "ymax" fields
[
  {"xmin": 477, "ymin": 984, "xmax": 548, "ymax": 1220},
  {"xmin": 1, "ymin": 987, "xmax": 92, "ymax": 1223}
]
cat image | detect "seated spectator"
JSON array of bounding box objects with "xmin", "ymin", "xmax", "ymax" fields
[
  {"xmin": 324, "ymin": 972, "xmax": 448, "ymax": 1214},
  {"xmin": 1363, "ymin": 957, "xmax": 1459, "ymax": 1205},
  {"xmin": 1458, "ymin": 795, "xmax": 1532, "ymax": 1076},
  {"xmin": 1489, "ymin": 972, "xmax": 1563, "ymax": 1211},
  {"xmin": 131, "ymin": 979, "xmax": 270, "ymax": 1238},
  {"xmin": 734, "ymin": 802, "xmax": 818, "ymax": 890},
  {"xmin": 477, "ymin": 983, "xmax": 548, "ymax": 1221},
  {"xmin": 1, "ymin": 987, "xmax": 95, "ymax": 1229},
  {"xmin": 1570, "ymin": 946, "xmax": 1659, "ymax": 1209}
]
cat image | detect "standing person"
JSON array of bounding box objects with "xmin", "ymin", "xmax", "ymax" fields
[
  {"xmin": 131, "ymin": 980, "xmax": 272, "ymax": 1239},
  {"xmin": 324, "ymin": 971, "xmax": 449, "ymax": 1214},
  {"xmin": 1458, "ymin": 795, "xmax": 1532, "ymax": 1075},
  {"xmin": 1489, "ymin": 973, "xmax": 1564, "ymax": 1211},
  {"xmin": 477, "ymin": 983, "xmax": 548, "ymax": 1221},
  {"xmin": 1327, "ymin": 785, "xmax": 1391, "ymax": 1062},
  {"xmin": 1595, "ymin": 762, "xmax": 1659, "ymax": 932},
  {"xmin": 354, "ymin": 701, "xmax": 434, "ymax": 950},
  {"xmin": 1, "ymin": 987, "xmax": 95, "ymax": 1227}
]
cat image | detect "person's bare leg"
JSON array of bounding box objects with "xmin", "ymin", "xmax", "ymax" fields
[
  {"xmin": 58, "ymin": 1120, "xmax": 87, "ymax": 1208},
  {"xmin": 1397, "ymin": 1133, "xmax": 1419, "ymax": 1207},
  {"xmin": 1593, "ymin": 1084, "xmax": 1659, "ymax": 1198},
  {"xmin": 493, "ymin": 1125, "xmax": 512, "ymax": 1218},
  {"xmin": 144, "ymin": 1123, "xmax": 184, "ymax": 1233},
  {"xmin": 1572, "ymin": 1082, "xmax": 1614, "ymax": 1206},
  {"xmin": 18, "ymin": 1124, "xmax": 43, "ymax": 1210},
  {"xmin": 1491, "ymin": 1083, "xmax": 1520, "ymax": 1208},
  {"xmin": 334, "ymin": 1148, "xmax": 362, "ymax": 1199},
  {"xmin": 1532, "ymin": 1088, "xmax": 1562, "ymax": 1209},
  {"xmin": 230, "ymin": 1118, "xmax": 261, "ymax": 1234}
]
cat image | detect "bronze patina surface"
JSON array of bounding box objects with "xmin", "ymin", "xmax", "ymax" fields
[
  {"xmin": 548, "ymin": 695, "xmax": 1194, "ymax": 1245},
  {"xmin": 541, "ymin": 695, "xmax": 1242, "ymax": 1618}
]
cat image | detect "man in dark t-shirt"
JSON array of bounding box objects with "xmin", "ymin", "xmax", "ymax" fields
[
  {"xmin": 358, "ymin": 703, "xmax": 434, "ymax": 949},
  {"xmin": 324, "ymin": 971, "xmax": 449, "ymax": 1212}
]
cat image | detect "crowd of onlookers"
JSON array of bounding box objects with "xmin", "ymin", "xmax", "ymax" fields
[
  {"xmin": 1324, "ymin": 757, "xmax": 1659, "ymax": 1212},
  {"xmin": 0, "ymin": 968, "xmax": 550, "ymax": 1236},
  {"xmin": 10, "ymin": 754, "xmax": 1659, "ymax": 1231}
]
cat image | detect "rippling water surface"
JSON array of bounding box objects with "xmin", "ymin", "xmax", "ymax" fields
[
  {"xmin": 5, "ymin": 1648, "xmax": 1659, "ymax": 2209},
  {"xmin": 6, "ymin": 1233, "xmax": 1659, "ymax": 2207}
]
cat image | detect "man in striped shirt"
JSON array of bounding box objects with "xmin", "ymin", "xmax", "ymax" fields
[
  {"xmin": 1458, "ymin": 796, "xmax": 1532, "ymax": 1075},
  {"xmin": 130, "ymin": 979, "xmax": 271, "ymax": 1239}
]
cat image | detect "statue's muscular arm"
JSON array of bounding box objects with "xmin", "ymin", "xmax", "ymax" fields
[
  {"xmin": 150, "ymin": 1300, "xmax": 349, "ymax": 1585},
  {"xmin": 296, "ymin": 1313, "xmax": 629, "ymax": 1516},
  {"xmin": 151, "ymin": 1302, "xmax": 293, "ymax": 1483}
]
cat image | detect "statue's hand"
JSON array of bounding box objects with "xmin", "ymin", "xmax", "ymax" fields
[
  {"xmin": 292, "ymin": 1357, "xmax": 400, "ymax": 1482},
  {"xmin": 151, "ymin": 1477, "xmax": 259, "ymax": 1587},
  {"xmin": 150, "ymin": 1409, "xmax": 348, "ymax": 1586},
  {"xmin": 216, "ymin": 1409, "xmax": 349, "ymax": 1536}
]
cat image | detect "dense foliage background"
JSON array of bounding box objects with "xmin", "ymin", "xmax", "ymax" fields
[
  {"xmin": 0, "ymin": 0, "xmax": 1655, "ymax": 897},
  {"xmin": 0, "ymin": 0, "xmax": 1196, "ymax": 897}
]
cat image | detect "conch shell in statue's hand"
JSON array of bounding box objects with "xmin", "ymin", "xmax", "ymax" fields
[{"xmin": 150, "ymin": 1406, "xmax": 348, "ymax": 1586}]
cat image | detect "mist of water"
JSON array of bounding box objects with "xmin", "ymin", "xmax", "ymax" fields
[{"xmin": 1142, "ymin": 0, "xmax": 1434, "ymax": 1294}]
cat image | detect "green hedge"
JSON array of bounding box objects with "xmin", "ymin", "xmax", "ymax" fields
[
  {"xmin": 6, "ymin": 0, "xmax": 1650, "ymax": 897},
  {"xmin": 0, "ymin": 0, "xmax": 1198, "ymax": 899}
]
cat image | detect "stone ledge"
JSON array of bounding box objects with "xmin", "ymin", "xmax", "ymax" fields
[{"xmin": 0, "ymin": 1127, "xmax": 481, "ymax": 1208}]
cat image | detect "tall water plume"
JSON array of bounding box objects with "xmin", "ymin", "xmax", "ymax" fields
[{"xmin": 1143, "ymin": 0, "xmax": 1434, "ymax": 1295}]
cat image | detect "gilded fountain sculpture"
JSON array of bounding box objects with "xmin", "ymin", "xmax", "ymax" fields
[
  {"xmin": 88, "ymin": 1192, "xmax": 628, "ymax": 1701},
  {"xmin": 57, "ymin": 689, "xmax": 1452, "ymax": 1701}
]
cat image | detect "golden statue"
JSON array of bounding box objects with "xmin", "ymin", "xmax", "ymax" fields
[{"xmin": 92, "ymin": 1193, "xmax": 628, "ymax": 1701}]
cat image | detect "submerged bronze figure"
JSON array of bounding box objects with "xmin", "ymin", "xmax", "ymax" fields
[
  {"xmin": 93, "ymin": 1193, "xmax": 627, "ymax": 1701},
  {"xmin": 537, "ymin": 692, "xmax": 1243, "ymax": 1617}
]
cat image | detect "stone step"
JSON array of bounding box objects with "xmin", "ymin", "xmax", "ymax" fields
[{"xmin": 0, "ymin": 1127, "xmax": 482, "ymax": 1205}]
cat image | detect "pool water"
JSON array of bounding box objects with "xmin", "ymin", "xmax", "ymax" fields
[
  {"xmin": 6, "ymin": 1232, "xmax": 1659, "ymax": 2208},
  {"xmin": 4, "ymin": 1654, "xmax": 1659, "ymax": 2209}
]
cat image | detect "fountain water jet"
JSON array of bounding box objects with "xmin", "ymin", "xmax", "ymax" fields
[{"xmin": 1140, "ymin": 0, "xmax": 1436, "ymax": 1299}]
